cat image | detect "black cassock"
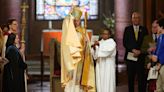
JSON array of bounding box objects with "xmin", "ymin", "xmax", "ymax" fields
[{"xmin": 3, "ymin": 45, "xmax": 27, "ymax": 92}]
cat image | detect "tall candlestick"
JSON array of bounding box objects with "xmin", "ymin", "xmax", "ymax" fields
[{"xmin": 20, "ymin": 2, "xmax": 29, "ymax": 43}]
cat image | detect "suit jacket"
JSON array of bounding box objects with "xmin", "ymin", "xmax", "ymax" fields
[
  {"xmin": 155, "ymin": 34, "xmax": 164, "ymax": 65},
  {"xmin": 123, "ymin": 25, "xmax": 148, "ymax": 61}
]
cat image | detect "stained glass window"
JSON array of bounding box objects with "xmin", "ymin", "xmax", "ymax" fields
[{"xmin": 36, "ymin": 0, "xmax": 99, "ymax": 20}]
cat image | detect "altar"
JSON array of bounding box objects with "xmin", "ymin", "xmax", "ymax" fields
[{"xmin": 41, "ymin": 29, "xmax": 93, "ymax": 56}]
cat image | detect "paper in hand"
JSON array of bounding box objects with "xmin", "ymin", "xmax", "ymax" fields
[
  {"xmin": 127, "ymin": 52, "xmax": 138, "ymax": 61},
  {"xmin": 91, "ymin": 35, "xmax": 99, "ymax": 45}
]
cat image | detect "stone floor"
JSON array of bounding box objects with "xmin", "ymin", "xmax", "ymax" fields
[
  {"xmin": 27, "ymin": 63, "xmax": 138, "ymax": 92},
  {"xmin": 28, "ymin": 81, "xmax": 50, "ymax": 92}
]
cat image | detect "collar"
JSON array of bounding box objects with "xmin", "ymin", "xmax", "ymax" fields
[{"xmin": 133, "ymin": 25, "xmax": 139, "ymax": 29}]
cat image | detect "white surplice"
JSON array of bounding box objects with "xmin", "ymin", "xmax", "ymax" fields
[{"xmin": 92, "ymin": 38, "xmax": 116, "ymax": 92}]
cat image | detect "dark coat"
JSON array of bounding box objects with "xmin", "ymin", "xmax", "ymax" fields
[
  {"xmin": 123, "ymin": 25, "xmax": 148, "ymax": 61},
  {"xmin": 3, "ymin": 45, "xmax": 27, "ymax": 92}
]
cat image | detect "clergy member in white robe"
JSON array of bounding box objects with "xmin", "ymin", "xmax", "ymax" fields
[{"xmin": 92, "ymin": 29, "xmax": 116, "ymax": 92}]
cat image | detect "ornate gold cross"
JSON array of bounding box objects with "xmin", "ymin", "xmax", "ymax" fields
[
  {"xmin": 20, "ymin": 2, "xmax": 29, "ymax": 43},
  {"xmin": 21, "ymin": 2, "xmax": 29, "ymax": 13}
]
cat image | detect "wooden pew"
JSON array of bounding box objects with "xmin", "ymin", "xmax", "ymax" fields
[{"xmin": 49, "ymin": 39, "xmax": 64, "ymax": 92}]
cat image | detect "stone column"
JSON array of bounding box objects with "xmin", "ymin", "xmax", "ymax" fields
[
  {"xmin": 8, "ymin": 0, "xmax": 21, "ymax": 20},
  {"xmin": 145, "ymin": 0, "xmax": 152, "ymax": 33},
  {"xmin": 0, "ymin": 0, "xmax": 22, "ymax": 31},
  {"xmin": 114, "ymin": 0, "xmax": 131, "ymax": 62}
]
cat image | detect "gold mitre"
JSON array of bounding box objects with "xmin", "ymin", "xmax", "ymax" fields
[{"xmin": 71, "ymin": 7, "xmax": 82, "ymax": 20}]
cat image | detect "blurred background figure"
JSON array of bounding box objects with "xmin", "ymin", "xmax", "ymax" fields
[
  {"xmin": 1, "ymin": 24, "xmax": 9, "ymax": 35},
  {"xmin": 152, "ymin": 18, "xmax": 164, "ymax": 92},
  {"xmin": 141, "ymin": 20, "xmax": 160, "ymax": 92}
]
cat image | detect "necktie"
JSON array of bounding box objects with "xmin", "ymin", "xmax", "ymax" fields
[
  {"xmin": 134, "ymin": 27, "xmax": 139, "ymax": 40},
  {"xmin": 155, "ymin": 34, "xmax": 157, "ymax": 42}
]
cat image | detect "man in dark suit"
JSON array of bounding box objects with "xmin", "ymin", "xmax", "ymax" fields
[{"xmin": 123, "ymin": 12, "xmax": 148, "ymax": 92}]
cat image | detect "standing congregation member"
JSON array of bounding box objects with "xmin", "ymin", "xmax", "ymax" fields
[
  {"xmin": 123, "ymin": 12, "xmax": 148, "ymax": 92},
  {"xmin": 1, "ymin": 24, "xmax": 9, "ymax": 35},
  {"xmin": 92, "ymin": 29, "xmax": 116, "ymax": 92},
  {"xmin": 3, "ymin": 33, "xmax": 27, "ymax": 92},
  {"xmin": 61, "ymin": 7, "xmax": 95, "ymax": 92},
  {"xmin": 3, "ymin": 19, "xmax": 20, "ymax": 55},
  {"xmin": 141, "ymin": 20, "xmax": 160, "ymax": 92},
  {"xmin": 152, "ymin": 18, "xmax": 164, "ymax": 92},
  {"xmin": 0, "ymin": 27, "xmax": 8, "ymax": 92}
]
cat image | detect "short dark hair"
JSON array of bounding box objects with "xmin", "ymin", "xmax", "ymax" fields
[
  {"xmin": 7, "ymin": 19, "xmax": 17, "ymax": 25},
  {"xmin": 101, "ymin": 28, "xmax": 112, "ymax": 35},
  {"xmin": 157, "ymin": 18, "xmax": 164, "ymax": 28},
  {"xmin": 1, "ymin": 24, "xmax": 9, "ymax": 30}
]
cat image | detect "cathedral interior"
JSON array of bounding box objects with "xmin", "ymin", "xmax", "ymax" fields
[{"xmin": 0, "ymin": 0, "xmax": 164, "ymax": 92}]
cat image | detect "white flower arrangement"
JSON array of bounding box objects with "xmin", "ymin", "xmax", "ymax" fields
[{"xmin": 103, "ymin": 13, "xmax": 115, "ymax": 34}]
